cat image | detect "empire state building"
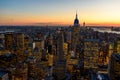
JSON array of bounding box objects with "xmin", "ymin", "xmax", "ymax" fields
[
  {"xmin": 74, "ymin": 13, "xmax": 80, "ymax": 26},
  {"xmin": 71, "ymin": 13, "xmax": 80, "ymax": 58}
]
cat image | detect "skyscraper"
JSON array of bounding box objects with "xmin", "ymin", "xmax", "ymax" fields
[
  {"xmin": 84, "ymin": 39, "xmax": 99, "ymax": 69},
  {"xmin": 56, "ymin": 29, "xmax": 64, "ymax": 61},
  {"xmin": 5, "ymin": 33, "xmax": 14, "ymax": 50},
  {"xmin": 53, "ymin": 29, "xmax": 66, "ymax": 79},
  {"xmin": 16, "ymin": 33, "xmax": 24, "ymax": 50},
  {"xmin": 71, "ymin": 13, "xmax": 80, "ymax": 58},
  {"xmin": 109, "ymin": 53, "xmax": 120, "ymax": 79},
  {"xmin": 115, "ymin": 38, "xmax": 120, "ymax": 54}
]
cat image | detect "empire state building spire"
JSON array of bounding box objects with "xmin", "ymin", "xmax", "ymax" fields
[
  {"xmin": 76, "ymin": 12, "xmax": 78, "ymax": 19},
  {"xmin": 71, "ymin": 12, "xmax": 80, "ymax": 58},
  {"xmin": 74, "ymin": 12, "xmax": 79, "ymax": 26}
]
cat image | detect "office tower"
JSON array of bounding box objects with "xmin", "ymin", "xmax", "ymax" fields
[
  {"xmin": 24, "ymin": 37, "xmax": 32, "ymax": 58},
  {"xmin": 56, "ymin": 29, "xmax": 65, "ymax": 61},
  {"xmin": 53, "ymin": 29, "xmax": 66, "ymax": 79},
  {"xmin": 109, "ymin": 53, "xmax": 120, "ymax": 80},
  {"xmin": 71, "ymin": 13, "xmax": 80, "ymax": 58},
  {"xmin": 47, "ymin": 34, "xmax": 53, "ymax": 46},
  {"xmin": 115, "ymin": 38, "xmax": 120, "ymax": 54},
  {"xmin": 84, "ymin": 39, "xmax": 99, "ymax": 69},
  {"xmin": 46, "ymin": 34, "xmax": 53, "ymax": 54},
  {"xmin": 108, "ymin": 43, "xmax": 114, "ymax": 59},
  {"xmin": 5, "ymin": 33, "xmax": 14, "ymax": 50},
  {"xmin": 47, "ymin": 34, "xmax": 54, "ymax": 66},
  {"xmin": 16, "ymin": 33, "xmax": 24, "ymax": 50},
  {"xmin": 34, "ymin": 39, "xmax": 44, "ymax": 52},
  {"xmin": 33, "ymin": 39, "xmax": 44, "ymax": 61},
  {"xmin": 66, "ymin": 31, "xmax": 71, "ymax": 50}
]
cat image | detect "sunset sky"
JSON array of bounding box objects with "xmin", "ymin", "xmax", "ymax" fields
[{"xmin": 0, "ymin": 0, "xmax": 120, "ymax": 26}]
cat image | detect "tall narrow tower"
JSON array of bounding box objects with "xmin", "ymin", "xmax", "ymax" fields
[
  {"xmin": 74, "ymin": 13, "xmax": 80, "ymax": 26},
  {"xmin": 53, "ymin": 29, "xmax": 66, "ymax": 79},
  {"xmin": 56, "ymin": 30, "xmax": 64, "ymax": 61},
  {"xmin": 5, "ymin": 33, "xmax": 14, "ymax": 50},
  {"xmin": 71, "ymin": 12, "xmax": 80, "ymax": 58}
]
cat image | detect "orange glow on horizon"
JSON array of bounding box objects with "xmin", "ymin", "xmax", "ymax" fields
[
  {"xmin": 1, "ymin": 21, "xmax": 120, "ymax": 27},
  {"xmin": 0, "ymin": 14, "xmax": 120, "ymax": 26}
]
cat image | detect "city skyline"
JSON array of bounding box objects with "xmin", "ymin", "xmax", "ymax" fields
[{"xmin": 0, "ymin": 0, "xmax": 120, "ymax": 26}]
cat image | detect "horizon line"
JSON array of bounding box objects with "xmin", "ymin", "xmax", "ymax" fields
[
  {"xmin": 0, "ymin": 21, "xmax": 120, "ymax": 27},
  {"xmin": 0, "ymin": 25, "xmax": 120, "ymax": 27}
]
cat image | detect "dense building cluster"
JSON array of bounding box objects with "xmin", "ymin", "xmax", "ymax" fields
[{"xmin": 0, "ymin": 14, "xmax": 120, "ymax": 80}]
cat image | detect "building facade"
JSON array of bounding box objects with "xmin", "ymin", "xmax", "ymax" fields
[
  {"xmin": 5, "ymin": 33, "xmax": 14, "ymax": 50},
  {"xmin": 16, "ymin": 33, "xmax": 24, "ymax": 50},
  {"xmin": 53, "ymin": 29, "xmax": 66, "ymax": 79},
  {"xmin": 109, "ymin": 53, "xmax": 120, "ymax": 80},
  {"xmin": 84, "ymin": 39, "xmax": 99, "ymax": 69},
  {"xmin": 71, "ymin": 13, "xmax": 80, "ymax": 58}
]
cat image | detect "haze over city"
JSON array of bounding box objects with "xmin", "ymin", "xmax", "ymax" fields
[{"xmin": 0, "ymin": 0, "xmax": 120, "ymax": 26}]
